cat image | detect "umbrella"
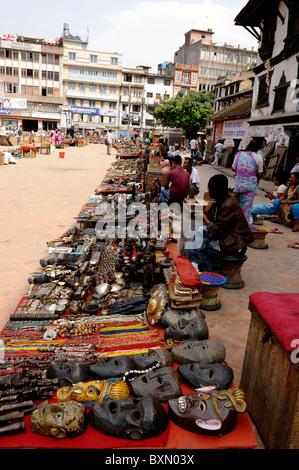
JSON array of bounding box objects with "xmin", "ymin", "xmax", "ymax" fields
[
  {"xmin": 131, "ymin": 131, "xmax": 139, "ymax": 135},
  {"xmin": 1, "ymin": 33, "xmax": 16, "ymax": 41},
  {"xmin": 43, "ymin": 39, "xmax": 56, "ymax": 46}
]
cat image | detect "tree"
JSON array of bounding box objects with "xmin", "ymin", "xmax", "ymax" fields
[{"xmin": 151, "ymin": 90, "xmax": 215, "ymax": 140}]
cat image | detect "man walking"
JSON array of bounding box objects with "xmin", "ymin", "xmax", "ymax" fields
[
  {"xmin": 189, "ymin": 137, "xmax": 197, "ymax": 156},
  {"xmin": 105, "ymin": 130, "xmax": 114, "ymax": 155}
]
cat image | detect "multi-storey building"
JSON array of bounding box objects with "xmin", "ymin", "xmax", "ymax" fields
[
  {"xmin": 0, "ymin": 35, "xmax": 63, "ymax": 133},
  {"xmin": 174, "ymin": 28, "xmax": 258, "ymax": 92},
  {"xmin": 62, "ymin": 24, "xmax": 122, "ymax": 135},
  {"xmin": 164, "ymin": 62, "xmax": 199, "ymax": 97},
  {"xmin": 118, "ymin": 66, "xmax": 145, "ymax": 138}
]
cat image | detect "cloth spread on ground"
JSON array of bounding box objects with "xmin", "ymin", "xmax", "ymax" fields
[{"xmin": 249, "ymin": 292, "xmax": 299, "ymax": 353}]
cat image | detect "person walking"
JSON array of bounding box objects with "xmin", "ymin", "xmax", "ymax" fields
[
  {"xmin": 189, "ymin": 137, "xmax": 197, "ymax": 156},
  {"xmin": 105, "ymin": 129, "xmax": 114, "ymax": 155},
  {"xmin": 231, "ymin": 138, "xmax": 264, "ymax": 222}
]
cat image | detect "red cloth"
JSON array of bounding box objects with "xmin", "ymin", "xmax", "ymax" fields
[
  {"xmin": 249, "ymin": 292, "xmax": 299, "ymax": 353},
  {"xmin": 22, "ymin": 146, "xmax": 37, "ymax": 151},
  {"xmin": 173, "ymin": 255, "xmax": 201, "ymax": 288}
]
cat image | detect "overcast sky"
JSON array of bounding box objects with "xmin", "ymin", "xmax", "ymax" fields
[{"xmin": 1, "ymin": 0, "xmax": 256, "ymax": 71}]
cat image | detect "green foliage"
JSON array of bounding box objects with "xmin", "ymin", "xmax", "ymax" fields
[{"xmin": 151, "ymin": 90, "xmax": 215, "ymax": 139}]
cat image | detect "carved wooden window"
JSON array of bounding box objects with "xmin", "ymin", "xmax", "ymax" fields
[
  {"xmin": 257, "ymin": 73, "xmax": 271, "ymax": 108},
  {"xmin": 272, "ymin": 72, "xmax": 290, "ymax": 114}
]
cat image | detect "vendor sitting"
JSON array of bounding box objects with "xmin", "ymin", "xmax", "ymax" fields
[
  {"xmin": 269, "ymin": 171, "xmax": 299, "ymax": 232},
  {"xmin": 188, "ymin": 174, "xmax": 254, "ymax": 272},
  {"xmin": 251, "ymin": 172, "xmax": 287, "ymax": 221},
  {"xmin": 183, "ymin": 157, "xmax": 200, "ymax": 198}
]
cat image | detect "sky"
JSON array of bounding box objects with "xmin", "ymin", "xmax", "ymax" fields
[{"xmin": 1, "ymin": 0, "xmax": 257, "ymax": 71}]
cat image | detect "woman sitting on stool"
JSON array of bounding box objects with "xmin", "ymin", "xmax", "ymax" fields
[{"xmin": 188, "ymin": 174, "xmax": 254, "ymax": 272}]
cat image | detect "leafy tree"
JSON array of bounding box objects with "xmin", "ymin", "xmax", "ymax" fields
[{"xmin": 151, "ymin": 90, "xmax": 215, "ymax": 139}]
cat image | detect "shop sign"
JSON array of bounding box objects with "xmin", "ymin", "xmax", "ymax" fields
[
  {"xmin": 3, "ymin": 98, "xmax": 27, "ymax": 110},
  {"xmin": 1, "ymin": 40, "xmax": 41, "ymax": 51},
  {"xmin": 0, "ymin": 109, "xmax": 11, "ymax": 115},
  {"xmin": 71, "ymin": 106, "xmax": 100, "ymax": 115}
]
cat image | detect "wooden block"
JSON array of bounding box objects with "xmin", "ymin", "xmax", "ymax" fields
[
  {"xmin": 0, "ymin": 153, "xmax": 4, "ymax": 165},
  {"xmin": 240, "ymin": 303, "xmax": 299, "ymax": 449}
]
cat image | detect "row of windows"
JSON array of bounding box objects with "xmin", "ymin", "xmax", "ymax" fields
[
  {"xmin": 3, "ymin": 82, "xmax": 59, "ymax": 96},
  {"xmin": 200, "ymin": 49, "xmax": 254, "ymax": 64},
  {"xmin": 68, "ymin": 67, "xmax": 118, "ymax": 81},
  {"xmin": 72, "ymin": 114, "xmax": 116, "ymax": 124},
  {"xmin": 68, "ymin": 52, "xmax": 119, "ymax": 66},
  {"xmin": 200, "ymin": 67, "xmax": 241, "ymax": 78},
  {"xmin": 147, "ymin": 77, "xmax": 171, "ymax": 86},
  {"xmin": 174, "ymin": 71, "xmax": 197, "ymax": 84},
  {"xmin": 0, "ymin": 49, "xmax": 60, "ymax": 65},
  {"xmin": 67, "ymin": 82, "xmax": 116, "ymax": 94},
  {"xmin": 0, "ymin": 67, "xmax": 59, "ymax": 80},
  {"xmin": 67, "ymin": 98, "xmax": 117, "ymax": 108}
]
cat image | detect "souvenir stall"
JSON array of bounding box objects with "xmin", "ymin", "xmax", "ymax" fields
[{"xmin": 0, "ymin": 150, "xmax": 257, "ymax": 450}]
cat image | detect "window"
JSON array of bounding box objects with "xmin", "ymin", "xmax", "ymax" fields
[
  {"xmin": 42, "ymin": 70, "xmax": 47, "ymax": 79},
  {"xmin": 54, "ymin": 55, "xmax": 60, "ymax": 65},
  {"xmin": 124, "ymin": 74, "xmax": 132, "ymax": 82},
  {"xmin": 54, "ymin": 72, "xmax": 59, "ymax": 81},
  {"xmin": 89, "ymin": 84, "xmax": 96, "ymax": 92},
  {"xmin": 273, "ymin": 72, "xmax": 290, "ymax": 114},
  {"xmin": 163, "ymin": 79, "xmax": 170, "ymax": 86},
  {"xmin": 111, "ymin": 57, "xmax": 118, "ymax": 66},
  {"xmin": 147, "ymin": 92, "xmax": 153, "ymax": 98},
  {"xmin": 27, "ymin": 69, "xmax": 33, "ymax": 77},
  {"xmin": 99, "ymin": 85, "xmax": 106, "ymax": 94},
  {"xmin": 69, "ymin": 52, "xmax": 76, "ymax": 61},
  {"xmin": 134, "ymin": 76, "xmax": 142, "ymax": 83},
  {"xmin": 21, "ymin": 51, "xmax": 26, "ymax": 61},
  {"xmin": 21, "ymin": 69, "xmax": 26, "ymax": 77},
  {"xmin": 110, "ymin": 86, "xmax": 116, "ymax": 94},
  {"xmin": 47, "ymin": 87, "xmax": 53, "ymax": 95},
  {"xmin": 191, "ymin": 73, "xmax": 197, "ymax": 84},
  {"xmin": 79, "ymin": 83, "xmax": 85, "ymax": 91},
  {"xmin": 34, "ymin": 70, "xmax": 39, "ymax": 79},
  {"xmin": 6, "ymin": 67, "xmax": 12, "ymax": 76},
  {"xmin": 42, "ymin": 87, "xmax": 47, "ymax": 96},
  {"xmin": 109, "ymin": 102, "xmax": 117, "ymax": 109},
  {"xmin": 257, "ymin": 74, "xmax": 271, "ymax": 108},
  {"xmin": 175, "ymin": 71, "xmax": 181, "ymax": 82},
  {"xmin": 42, "ymin": 54, "xmax": 47, "ymax": 64},
  {"xmin": 27, "ymin": 52, "xmax": 33, "ymax": 61},
  {"xmin": 147, "ymin": 77, "xmax": 155, "ymax": 84},
  {"xmin": 68, "ymin": 82, "xmax": 75, "ymax": 90},
  {"xmin": 90, "ymin": 54, "xmax": 97, "ymax": 63},
  {"xmin": 13, "ymin": 68, "xmax": 18, "ymax": 76},
  {"xmin": 48, "ymin": 71, "xmax": 53, "ymax": 80},
  {"xmin": 109, "ymin": 116, "xmax": 116, "ymax": 124},
  {"xmin": 156, "ymin": 93, "xmax": 161, "ymax": 100},
  {"xmin": 88, "ymin": 115, "xmax": 96, "ymax": 122},
  {"xmin": 182, "ymin": 73, "xmax": 190, "ymax": 84},
  {"xmin": 13, "ymin": 51, "xmax": 18, "ymax": 59},
  {"xmin": 67, "ymin": 98, "xmax": 76, "ymax": 105},
  {"xmin": 5, "ymin": 50, "xmax": 12, "ymax": 59},
  {"xmin": 48, "ymin": 54, "xmax": 53, "ymax": 64},
  {"xmin": 0, "ymin": 67, "xmax": 4, "ymax": 75},
  {"xmin": 6, "ymin": 83, "xmax": 12, "ymax": 93},
  {"xmin": 89, "ymin": 100, "xmax": 96, "ymax": 107}
]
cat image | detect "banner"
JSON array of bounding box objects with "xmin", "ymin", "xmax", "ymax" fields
[{"xmin": 3, "ymin": 98, "xmax": 27, "ymax": 110}]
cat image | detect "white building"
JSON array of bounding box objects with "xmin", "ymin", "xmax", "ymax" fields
[{"xmin": 235, "ymin": 0, "xmax": 299, "ymax": 172}]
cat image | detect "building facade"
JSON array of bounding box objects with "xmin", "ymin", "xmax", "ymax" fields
[
  {"xmin": 174, "ymin": 29, "xmax": 258, "ymax": 92},
  {"xmin": 235, "ymin": 0, "xmax": 299, "ymax": 172},
  {"xmin": 62, "ymin": 24, "xmax": 122, "ymax": 135},
  {"xmin": 0, "ymin": 35, "xmax": 63, "ymax": 133}
]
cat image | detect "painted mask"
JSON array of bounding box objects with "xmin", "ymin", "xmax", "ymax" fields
[
  {"xmin": 177, "ymin": 362, "xmax": 234, "ymax": 390},
  {"xmin": 130, "ymin": 366, "xmax": 182, "ymax": 402},
  {"xmin": 171, "ymin": 339, "xmax": 226, "ymax": 364},
  {"xmin": 89, "ymin": 396, "xmax": 169, "ymax": 440},
  {"xmin": 30, "ymin": 400, "xmax": 87, "ymax": 439},
  {"xmin": 168, "ymin": 387, "xmax": 246, "ymax": 436},
  {"xmin": 56, "ymin": 378, "xmax": 130, "ymax": 404},
  {"xmin": 164, "ymin": 317, "xmax": 209, "ymax": 342}
]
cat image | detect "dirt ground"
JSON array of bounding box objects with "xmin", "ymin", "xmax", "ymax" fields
[{"xmin": 0, "ymin": 142, "xmax": 298, "ymax": 449}]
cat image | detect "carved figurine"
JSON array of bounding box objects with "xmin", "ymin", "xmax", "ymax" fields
[{"xmin": 56, "ymin": 378, "xmax": 130, "ymax": 404}]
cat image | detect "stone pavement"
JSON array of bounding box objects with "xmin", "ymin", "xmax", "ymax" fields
[{"xmin": 0, "ymin": 143, "xmax": 298, "ymax": 448}]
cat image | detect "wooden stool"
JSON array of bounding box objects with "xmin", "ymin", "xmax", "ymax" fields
[
  {"xmin": 249, "ymin": 226, "xmax": 270, "ymax": 249},
  {"xmin": 221, "ymin": 255, "xmax": 247, "ymax": 289},
  {"xmin": 199, "ymin": 272, "xmax": 227, "ymax": 311}
]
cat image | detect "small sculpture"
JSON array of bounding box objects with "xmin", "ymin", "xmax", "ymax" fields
[{"xmin": 171, "ymin": 339, "xmax": 226, "ymax": 364}]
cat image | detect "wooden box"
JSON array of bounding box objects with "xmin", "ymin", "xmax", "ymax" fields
[
  {"xmin": 22, "ymin": 149, "xmax": 36, "ymax": 158},
  {"xmin": 240, "ymin": 300, "xmax": 299, "ymax": 449}
]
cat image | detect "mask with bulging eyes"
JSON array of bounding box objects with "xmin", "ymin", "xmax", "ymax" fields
[
  {"xmin": 177, "ymin": 362, "xmax": 234, "ymax": 390},
  {"xmin": 30, "ymin": 401, "xmax": 88, "ymax": 439},
  {"xmin": 130, "ymin": 366, "xmax": 182, "ymax": 402},
  {"xmin": 168, "ymin": 387, "xmax": 246, "ymax": 436},
  {"xmin": 164, "ymin": 317, "xmax": 209, "ymax": 342},
  {"xmin": 88, "ymin": 396, "xmax": 169, "ymax": 440}
]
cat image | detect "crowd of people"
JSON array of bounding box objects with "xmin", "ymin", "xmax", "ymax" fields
[{"xmin": 145, "ymin": 133, "xmax": 298, "ymax": 272}]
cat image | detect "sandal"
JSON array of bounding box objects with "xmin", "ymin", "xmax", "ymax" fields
[
  {"xmin": 270, "ymin": 219, "xmax": 283, "ymax": 224},
  {"xmin": 292, "ymin": 228, "xmax": 299, "ymax": 232},
  {"xmin": 288, "ymin": 243, "xmax": 299, "ymax": 248}
]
